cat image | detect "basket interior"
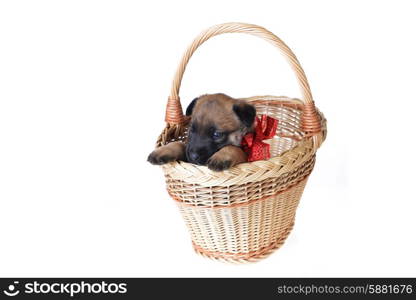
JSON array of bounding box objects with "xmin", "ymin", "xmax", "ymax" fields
[{"xmin": 249, "ymin": 97, "xmax": 305, "ymax": 157}]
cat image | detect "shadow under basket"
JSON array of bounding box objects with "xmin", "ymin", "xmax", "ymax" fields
[{"xmin": 154, "ymin": 23, "xmax": 327, "ymax": 263}]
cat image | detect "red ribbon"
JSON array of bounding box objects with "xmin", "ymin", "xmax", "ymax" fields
[{"xmin": 241, "ymin": 115, "xmax": 278, "ymax": 162}]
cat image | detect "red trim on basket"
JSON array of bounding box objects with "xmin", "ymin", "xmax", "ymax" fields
[{"xmin": 167, "ymin": 175, "xmax": 309, "ymax": 209}]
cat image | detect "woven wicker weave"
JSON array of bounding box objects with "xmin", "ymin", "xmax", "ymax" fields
[{"xmin": 155, "ymin": 23, "xmax": 326, "ymax": 263}]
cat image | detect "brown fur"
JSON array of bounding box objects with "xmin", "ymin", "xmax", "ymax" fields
[
  {"xmin": 147, "ymin": 141, "xmax": 186, "ymax": 165},
  {"xmin": 148, "ymin": 94, "xmax": 255, "ymax": 171},
  {"xmin": 206, "ymin": 145, "xmax": 247, "ymax": 171},
  {"xmin": 192, "ymin": 94, "xmax": 243, "ymax": 134},
  {"xmin": 190, "ymin": 94, "xmax": 253, "ymax": 146}
]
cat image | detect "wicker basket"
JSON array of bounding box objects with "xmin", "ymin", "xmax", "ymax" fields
[{"xmin": 155, "ymin": 23, "xmax": 327, "ymax": 263}]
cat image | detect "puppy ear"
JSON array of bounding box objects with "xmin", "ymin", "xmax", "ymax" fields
[
  {"xmin": 186, "ymin": 97, "xmax": 199, "ymax": 116},
  {"xmin": 233, "ymin": 102, "xmax": 256, "ymax": 128}
]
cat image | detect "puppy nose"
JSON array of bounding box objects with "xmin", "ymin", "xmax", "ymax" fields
[{"xmin": 189, "ymin": 151, "xmax": 199, "ymax": 162}]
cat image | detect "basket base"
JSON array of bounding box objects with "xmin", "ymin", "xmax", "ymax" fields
[{"xmin": 192, "ymin": 222, "xmax": 295, "ymax": 264}]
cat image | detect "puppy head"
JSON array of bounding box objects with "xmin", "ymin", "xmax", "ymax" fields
[{"xmin": 185, "ymin": 93, "xmax": 256, "ymax": 165}]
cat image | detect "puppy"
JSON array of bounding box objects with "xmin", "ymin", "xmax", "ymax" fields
[{"xmin": 147, "ymin": 93, "xmax": 256, "ymax": 171}]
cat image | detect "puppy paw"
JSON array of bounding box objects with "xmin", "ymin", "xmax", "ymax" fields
[
  {"xmin": 207, "ymin": 158, "xmax": 232, "ymax": 171},
  {"xmin": 147, "ymin": 142, "xmax": 186, "ymax": 165},
  {"xmin": 147, "ymin": 150, "xmax": 176, "ymax": 165}
]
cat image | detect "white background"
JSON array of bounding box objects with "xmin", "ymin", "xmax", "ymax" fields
[{"xmin": 1, "ymin": 0, "xmax": 415, "ymax": 277}]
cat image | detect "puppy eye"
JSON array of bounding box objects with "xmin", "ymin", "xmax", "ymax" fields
[{"xmin": 212, "ymin": 131, "xmax": 224, "ymax": 139}]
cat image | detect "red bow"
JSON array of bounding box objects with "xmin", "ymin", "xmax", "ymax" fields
[{"xmin": 241, "ymin": 115, "xmax": 278, "ymax": 162}]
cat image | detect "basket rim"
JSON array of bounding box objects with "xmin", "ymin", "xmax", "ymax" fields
[
  {"xmin": 162, "ymin": 138, "xmax": 314, "ymax": 186},
  {"xmin": 159, "ymin": 95, "xmax": 326, "ymax": 187}
]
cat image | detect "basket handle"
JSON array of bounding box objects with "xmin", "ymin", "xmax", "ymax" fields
[{"xmin": 165, "ymin": 22, "xmax": 321, "ymax": 137}]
